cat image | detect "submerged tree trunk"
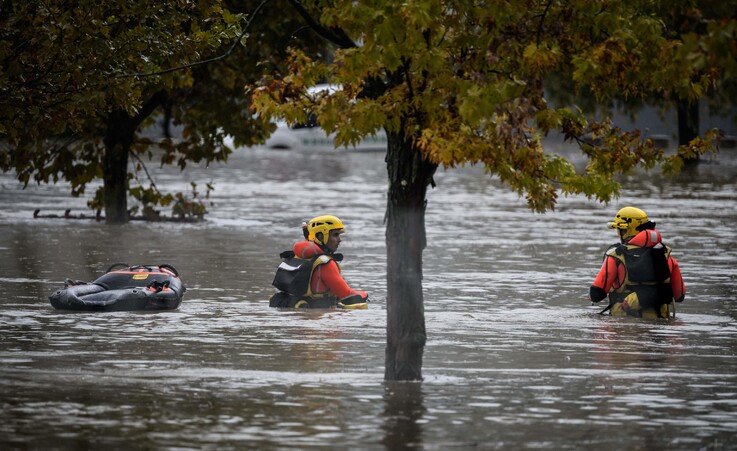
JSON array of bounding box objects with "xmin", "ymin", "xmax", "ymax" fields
[
  {"xmin": 677, "ymin": 98, "xmax": 700, "ymax": 165},
  {"xmin": 384, "ymin": 129, "xmax": 438, "ymax": 381},
  {"xmin": 102, "ymin": 110, "xmax": 136, "ymax": 224}
]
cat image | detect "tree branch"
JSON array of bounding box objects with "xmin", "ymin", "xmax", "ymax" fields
[
  {"xmin": 129, "ymin": 150, "xmax": 160, "ymax": 194},
  {"xmin": 535, "ymin": 0, "xmax": 553, "ymax": 45},
  {"xmin": 115, "ymin": 0, "xmax": 271, "ymax": 78},
  {"xmin": 132, "ymin": 90, "xmax": 168, "ymax": 128},
  {"xmin": 285, "ymin": 0, "xmax": 357, "ymax": 48}
]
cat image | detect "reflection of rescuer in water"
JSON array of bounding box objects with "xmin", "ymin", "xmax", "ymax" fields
[
  {"xmin": 589, "ymin": 207, "xmax": 686, "ymax": 319},
  {"xmin": 269, "ymin": 215, "xmax": 369, "ymax": 309}
]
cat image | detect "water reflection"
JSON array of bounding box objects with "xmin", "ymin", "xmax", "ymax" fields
[
  {"xmin": 1, "ymin": 145, "xmax": 737, "ymax": 449},
  {"xmin": 382, "ymin": 382, "xmax": 425, "ymax": 450}
]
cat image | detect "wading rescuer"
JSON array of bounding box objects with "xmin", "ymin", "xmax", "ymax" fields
[
  {"xmin": 589, "ymin": 207, "xmax": 685, "ymax": 319},
  {"xmin": 269, "ymin": 215, "xmax": 369, "ymax": 309}
]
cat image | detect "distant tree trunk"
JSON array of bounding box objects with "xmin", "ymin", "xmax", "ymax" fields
[
  {"xmin": 102, "ymin": 109, "xmax": 136, "ymax": 224},
  {"xmin": 677, "ymin": 98, "xmax": 700, "ymax": 165},
  {"xmin": 384, "ymin": 128, "xmax": 437, "ymax": 381},
  {"xmin": 101, "ymin": 92, "xmax": 168, "ymax": 224}
]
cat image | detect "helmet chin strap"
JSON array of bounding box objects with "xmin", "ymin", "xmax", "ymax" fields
[
  {"xmin": 313, "ymin": 233, "xmax": 332, "ymax": 254},
  {"xmin": 314, "ymin": 232, "xmax": 325, "ymax": 245},
  {"xmin": 618, "ymin": 228, "xmax": 627, "ymax": 243},
  {"xmin": 318, "ymin": 242, "xmax": 333, "ymax": 255}
]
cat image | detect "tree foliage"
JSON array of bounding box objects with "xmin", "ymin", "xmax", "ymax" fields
[
  {"xmin": 249, "ymin": 0, "xmax": 737, "ymax": 380},
  {"xmin": 546, "ymin": 0, "xmax": 737, "ymax": 150},
  {"xmin": 0, "ymin": 0, "xmax": 323, "ymax": 222},
  {"xmin": 253, "ymin": 0, "xmax": 735, "ymax": 211}
]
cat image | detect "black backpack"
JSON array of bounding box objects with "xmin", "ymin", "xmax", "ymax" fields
[{"xmin": 272, "ymin": 251, "xmax": 319, "ymax": 296}]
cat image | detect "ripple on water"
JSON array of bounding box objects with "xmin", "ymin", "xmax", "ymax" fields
[{"xmin": 1, "ymin": 150, "xmax": 737, "ymax": 449}]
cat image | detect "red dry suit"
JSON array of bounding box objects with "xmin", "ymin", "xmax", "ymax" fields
[
  {"xmin": 590, "ymin": 229, "xmax": 685, "ymax": 317},
  {"xmin": 293, "ymin": 240, "xmax": 368, "ymax": 301}
]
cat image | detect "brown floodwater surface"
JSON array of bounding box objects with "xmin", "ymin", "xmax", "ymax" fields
[{"xmin": 1, "ymin": 143, "xmax": 736, "ymax": 449}]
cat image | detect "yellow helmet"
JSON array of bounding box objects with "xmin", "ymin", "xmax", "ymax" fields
[
  {"xmin": 307, "ymin": 215, "xmax": 345, "ymax": 246},
  {"xmin": 608, "ymin": 207, "xmax": 649, "ymax": 241}
]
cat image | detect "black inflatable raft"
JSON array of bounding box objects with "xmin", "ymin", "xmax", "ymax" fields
[{"xmin": 49, "ymin": 263, "xmax": 185, "ymax": 311}]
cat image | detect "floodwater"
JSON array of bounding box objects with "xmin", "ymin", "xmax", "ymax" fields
[{"xmin": 1, "ymin": 139, "xmax": 736, "ymax": 450}]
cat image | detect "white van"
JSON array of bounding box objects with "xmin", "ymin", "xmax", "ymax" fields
[
  {"xmin": 262, "ymin": 84, "xmax": 388, "ymax": 152},
  {"xmin": 262, "ymin": 119, "xmax": 388, "ymax": 152}
]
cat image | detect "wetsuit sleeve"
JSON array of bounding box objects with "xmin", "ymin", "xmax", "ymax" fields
[
  {"xmin": 668, "ymin": 256, "xmax": 686, "ymax": 303},
  {"xmin": 589, "ymin": 256, "xmax": 622, "ymax": 302},
  {"xmin": 315, "ymin": 260, "xmax": 365, "ymax": 300}
]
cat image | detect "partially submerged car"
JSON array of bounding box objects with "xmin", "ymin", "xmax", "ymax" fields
[
  {"xmin": 257, "ymin": 84, "xmax": 388, "ymax": 152},
  {"xmin": 262, "ymin": 118, "xmax": 387, "ymax": 152}
]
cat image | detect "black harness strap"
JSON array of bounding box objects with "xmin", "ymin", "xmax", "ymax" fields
[{"xmin": 598, "ymin": 303, "xmax": 613, "ymax": 315}]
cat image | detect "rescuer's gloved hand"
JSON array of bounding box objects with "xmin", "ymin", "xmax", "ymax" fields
[
  {"xmin": 337, "ymin": 293, "xmax": 369, "ymax": 310},
  {"xmin": 621, "ymin": 292, "xmax": 640, "ymax": 312}
]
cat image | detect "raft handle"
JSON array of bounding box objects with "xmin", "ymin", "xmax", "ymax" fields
[
  {"xmin": 105, "ymin": 262, "xmax": 131, "ymax": 273},
  {"xmin": 158, "ymin": 264, "xmax": 179, "ymax": 277}
]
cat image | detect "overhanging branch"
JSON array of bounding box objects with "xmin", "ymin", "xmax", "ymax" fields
[
  {"xmin": 115, "ymin": 0, "xmax": 271, "ymax": 78},
  {"xmin": 285, "ymin": 0, "xmax": 357, "ymax": 48}
]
